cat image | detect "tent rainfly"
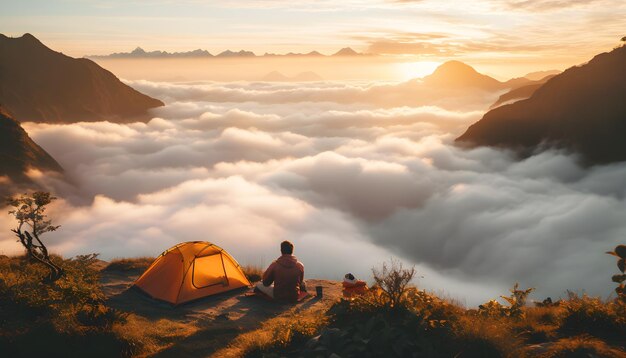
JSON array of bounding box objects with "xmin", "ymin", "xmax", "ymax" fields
[{"xmin": 134, "ymin": 241, "xmax": 251, "ymax": 305}]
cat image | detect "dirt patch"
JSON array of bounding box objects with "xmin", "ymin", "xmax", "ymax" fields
[{"xmin": 100, "ymin": 268, "xmax": 343, "ymax": 356}]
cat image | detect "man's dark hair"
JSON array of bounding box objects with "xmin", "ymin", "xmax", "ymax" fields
[{"xmin": 281, "ymin": 240, "xmax": 294, "ymax": 255}]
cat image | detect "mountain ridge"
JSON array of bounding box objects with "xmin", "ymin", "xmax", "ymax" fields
[
  {"xmin": 88, "ymin": 46, "xmax": 367, "ymax": 59},
  {"xmin": 456, "ymin": 45, "xmax": 626, "ymax": 165},
  {"xmin": 490, "ymin": 74, "xmax": 558, "ymax": 108},
  {"xmin": 0, "ymin": 105, "xmax": 63, "ymax": 185},
  {"xmin": 0, "ymin": 33, "xmax": 164, "ymax": 123}
]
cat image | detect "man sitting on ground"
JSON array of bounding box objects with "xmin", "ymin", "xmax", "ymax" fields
[{"xmin": 255, "ymin": 241, "xmax": 307, "ymax": 302}]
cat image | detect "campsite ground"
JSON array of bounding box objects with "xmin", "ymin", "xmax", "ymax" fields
[
  {"xmin": 100, "ymin": 266, "xmax": 343, "ymax": 357},
  {"xmin": 3, "ymin": 256, "xmax": 624, "ymax": 357}
]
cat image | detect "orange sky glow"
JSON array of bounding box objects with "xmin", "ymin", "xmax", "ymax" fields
[{"xmin": 1, "ymin": 1, "xmax": 625, "ymax": 79}]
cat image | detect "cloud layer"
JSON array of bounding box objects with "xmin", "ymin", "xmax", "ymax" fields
[{"xmin": 1, "ymin": 79, "xmax": 624, "ymax": 305}]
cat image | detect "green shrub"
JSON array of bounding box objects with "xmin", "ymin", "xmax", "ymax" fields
[
  {"xmin": 0, "ymin": 254, "xmax": 131, "ymax": 357},
  {"xmin": 478, "ymin": 283, "xmax": 534, "ymax": 319},
  {"xmin": 478, "ymin": 299, "xmax": 507, "ymax": 317}
]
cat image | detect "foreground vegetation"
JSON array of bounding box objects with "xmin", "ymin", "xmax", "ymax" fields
[
  {"xmin": 0, "ymin": 254, "xmax": 203, "ymax": 357},
  {"xmin": 0, "ymin": 254, "xmax": 132, "ymax": 356},
  {"xmin": 245, "ymin": 259, "xmax": 626, "ymax": 358},
  {"xmin": 1, "ymin": 252, "xmax": 625, "ymax": 357},
  {"xmin": 2, "ymin": 193, "xmax": 625, "ymax": 357}
]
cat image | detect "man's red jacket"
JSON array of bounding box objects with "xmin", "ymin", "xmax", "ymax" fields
[{"xmin": 262, "ymin": 254, "xmax": 306, "ymax": 302}]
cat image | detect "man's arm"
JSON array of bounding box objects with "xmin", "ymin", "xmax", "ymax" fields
[
  {"xmin": 299, "ymin": 263, "xmax": 307, "ymax": 292},
  {"xmin": 262, "ymin": 262, "xmax": 275, "ymax": 287}
]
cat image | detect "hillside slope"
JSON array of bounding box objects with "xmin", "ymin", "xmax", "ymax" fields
[
  {"xmin": 490, "ymin": 75, "xmax": 557, "ymax": 108},
  {"xmin": 0, "ymin": 106, "xmax": 62, "ymax": 183},
  {"xmin": 456, "ymin": 45, "xmax": 626, "ymax": 165},
  {"xmin": 0, "ymin": 33, "xmax": 164, "ymax": 123}
]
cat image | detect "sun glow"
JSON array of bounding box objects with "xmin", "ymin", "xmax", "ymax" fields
[{"xmin": 397, "ymin": 61, "xmax": 442, "ymax": 80}]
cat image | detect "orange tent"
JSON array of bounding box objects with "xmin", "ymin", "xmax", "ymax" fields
[{"xmin": 135, "ymin": 241, "xmax": 251, "ymax": 305}]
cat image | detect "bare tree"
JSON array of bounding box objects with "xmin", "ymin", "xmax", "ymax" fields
[
  {"xmin": 372, "ymin": 258, "xmax": 416, "ymax": 309},
  {"xmin": 7, "ymin": 191, "xmax": 64, "ymax": 282}
]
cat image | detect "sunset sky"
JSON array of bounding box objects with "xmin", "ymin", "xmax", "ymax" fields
[{"xmin": 2, "ymin": 0, "xmax": 625, "ymax": 77}]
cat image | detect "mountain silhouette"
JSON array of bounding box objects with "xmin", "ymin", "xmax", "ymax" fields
[
  {"xmin": 523, "ymin": 69, "xmax": 561, "ymax": 81},
  {"xmin": 332, "ymin": 47, "xmax": 360, "ymax": 56},
  {"xmin": 456, "ymin": 45, "xmax": 626, "ymax": 165},
  {"xmin": 0, "ymin": 106, "xmax": 62, "ymax": 184},
  {"xmin": 93, "ymin": 47, "xmax": 365, "ymax": 58},
  {"xmin": 421, "ymin": 61, "xmax": 504, "ymax": 91},
  {"xmin": 501, "ymin": 76, "xmax": 535, "ymax": 89},
  {"xmin": 90, "ymin": 47, "xmax": 213, "ymax": 58},
  {"xmin": 490, "ymin": 74, "xmax": 557, "ymax": 108},
  {"xmin": 216, "ymin": 50, "xmax": 256, "ymax": 57},
  {"xmin": 0, "ymin": 33, "xmax": 164, "ymax": 123},
  {"xmin": 262, "ymin": 71, "xmax": 290, "ymax": 81},
  {"xmin": 264, "ymin": 51, "xmax": 324, "ymax": 57}
]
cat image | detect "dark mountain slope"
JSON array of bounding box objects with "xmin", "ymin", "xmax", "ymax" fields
[
  {"xmin": 490, "ymin": 75, "xmax": 557, "ymax": 108},
  {"xmin": 0, "ymin": 33, "xmax": 163, "ymax": 123},
  {"xmin": 0, "ymin": 106, "xmax": 62, "ymax": 183},
  {"xmin": 456, "ymin": 46, "xmax": 626, "ymax": 165}
]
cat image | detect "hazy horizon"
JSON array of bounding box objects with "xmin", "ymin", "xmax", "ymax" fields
[{"xmin": 3, "ymin": 0, "xmax": 625, "ymax": 79}]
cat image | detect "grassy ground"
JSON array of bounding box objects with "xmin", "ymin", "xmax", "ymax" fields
[
  {"xmin": 252, "ymin": 291, "xmax": 625, "ymax": 357},
  {"xmin": 2, "ymin": 255, "xmax": 625, "ymax": 357},
  {"xmin": 0, "ymin": 255, "xmax": 201, "ymax": 357},
  {"xmin": 104, "ymin": 257, "xmax": 155, "ymax": 273},
  {"xmin": 241, "ymin": 265, "xmax": 264, "ymax": 283}
]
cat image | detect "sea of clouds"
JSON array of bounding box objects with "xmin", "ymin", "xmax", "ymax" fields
[{"xmin": 1, "ymin": 80, "xmax": 625, "ymax": 305}]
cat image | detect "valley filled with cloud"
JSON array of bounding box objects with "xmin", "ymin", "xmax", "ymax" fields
[{"xmin": 1, "ymin": 79, "xmax": 624, "ymax": 305}]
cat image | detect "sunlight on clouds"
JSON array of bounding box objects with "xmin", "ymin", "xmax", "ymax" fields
[{"xmin": 3, "ymin": 79, "xmax": 625, "ymax": 305}]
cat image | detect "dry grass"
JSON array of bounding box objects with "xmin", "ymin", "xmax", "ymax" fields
[
  {"xmin": 211, "ymin": 307, "xmax": 327, "ymax": 358},
  {"xmin": 512, "ymin": 306, "xmax": 562, "ymax": 344},
  {"xmin": 241, "ymin": 265, "xmax": 264, "ymax": 283},
  {"xmin": 539, "ymin": 335, "xmax": 626, "ymax": 358},
  {"xmin": 455, "ymin": 315, "xmax": 527, "ymax": 357},
  {"xmin": 0, "ymin": 254, "xmax": 131, "ymax": 357},
  {"xmin": 524, "ymin": 306, "xmax": 563, "ymax": 326},
  {"xmin": 103, "ymin": 257, "xmax": 155, "ymax": 272},
  {"xmin": 113, "ymin": 314, "xmax": 198, "ymax": 357}
]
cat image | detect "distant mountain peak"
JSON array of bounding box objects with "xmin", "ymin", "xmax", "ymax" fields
[
  {"xmin": 523, "ymin": 69, "xmax": 561, "ymax": 81},
  {"xmin": 217, "ymin": 49, "xmax": 256, "ymax": 57},
  {"xmin": 90, "ymin": 47, "xmax": 365, "ymax": 58},
  {"xmin": 262, "ymin": 71, "xmax": 289, "ymax": 81},
  {"xmin": 422, "ymin": 60, "xmax": 502, "ymax": 91},
  {"xmin": 89, "ymin": 47, "xmax": 214, "ymax": 58},
  {"xmin": 430, "ymin": 61, "xmax": 480, "ymax": 77},
  {"xmin": 19, "ymin": 33, "xmax": 39, "ymax": 41},
  {"xmin": 5, "ymin": 33, "xmax": 47, "ymax": 50},
  {"xmin": 131, "ymin": 47, "xmax": 146, "ymax": 54},
  {"xmin": 332, "ymin": 47, "xmax": 360, "ymax": 56}
]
